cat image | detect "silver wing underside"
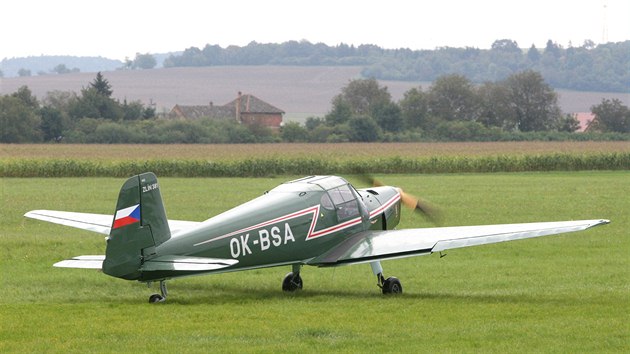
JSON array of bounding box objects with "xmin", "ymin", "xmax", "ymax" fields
[{"xmin": 309, "ymin": 219, "xmax": 610, "ymax": 266}]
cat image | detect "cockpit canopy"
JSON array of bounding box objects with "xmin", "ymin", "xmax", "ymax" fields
[{"xmin": 272, "ymin": 176, "xmax": 363, "ymax": 222}]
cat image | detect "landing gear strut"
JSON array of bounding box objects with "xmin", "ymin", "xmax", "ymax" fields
[
  {"xmin": 148, "ymin": 280, "xmax": 168, "ymax": 303},
  {"xmin": 282, "ymin": 264, "xmax": 303, "ymax": 292},
  {"xmin": 371, "ymin": 261, "xmax": 403, "ymax": 294}
]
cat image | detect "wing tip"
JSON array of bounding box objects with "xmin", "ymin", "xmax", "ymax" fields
[{"xmin": 591, "ymin": 219, "xmax": 611, "ymax": 227}]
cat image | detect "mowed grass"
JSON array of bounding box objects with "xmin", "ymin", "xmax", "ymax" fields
[{"xmin": 1, "ymin": 172, "xmax": 628, "ymax": 353}]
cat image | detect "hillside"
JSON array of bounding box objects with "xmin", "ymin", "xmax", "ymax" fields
[{"xmin": 2, "ymin": 66, "xmax": 628, "ymax": 120}]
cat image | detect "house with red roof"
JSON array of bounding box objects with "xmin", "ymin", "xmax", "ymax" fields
[
  {"xmin": 572, "ymin": 112, "xmax": 596, "ymax": 132},
  {"xmin": 170, "ymin": 92, "xmax": 284, "ymax": 130}
]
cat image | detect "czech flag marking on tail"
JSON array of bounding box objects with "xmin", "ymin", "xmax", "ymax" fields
[{"xmin": 113, "ymin": 204, "xmax": 141, "ymax": 229}]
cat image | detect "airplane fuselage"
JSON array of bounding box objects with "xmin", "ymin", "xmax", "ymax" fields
[{"xmin": 145, "ymin": 176, "xmax": 401, "ymax": 281}]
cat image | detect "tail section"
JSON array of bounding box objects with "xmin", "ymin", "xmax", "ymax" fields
[{"xmin": 103, "ymin": 172, "xmax": 171, "ymax": 280}]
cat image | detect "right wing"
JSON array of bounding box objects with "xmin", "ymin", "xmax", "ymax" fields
[
  {"xmin": 24, "ymin": 210, "xmax": 201, "ymax": 236},
  {"xmin": 309, "ymin": 219, "xmax": 610, "ymax": 266}
]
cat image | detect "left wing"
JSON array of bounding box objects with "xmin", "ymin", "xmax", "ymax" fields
[
  {"xmin": 309, "ymin": 219, "xmax": 610, "ymax": 266},
  {"xmin": 24, "ymin": 210, "xmax": 200, "ymax": 236}
]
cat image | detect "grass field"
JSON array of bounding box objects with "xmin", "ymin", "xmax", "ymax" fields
[{"xmin": 1, "ymin": 172, "xmax": 628, "ymax": 352}]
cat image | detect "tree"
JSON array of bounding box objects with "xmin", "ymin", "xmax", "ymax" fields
[
  {"xmin": 133, "ymin": 53, "xmax": 157, "ymax": 69},
  {"xmin": 40, "ymin": 106, "xmax": 65, "ymax": 141},
  {"xmin": 544, "ymin": 40, "xmax": 562, "ymax": 58},
  {"xmin": 0, "ymin": 95, "xmax": 42, "ymax": 142},
  {"xmin": 372, "ymin": 101, "xmax": 403, "ymax": 133},
  {"xmin": 591, "ymin": 99, "xmax": 630, "ymax": 133},
  {"xmin": 70, "ymin": 87, "xmax": 122, "ymax": 120},
  {"xmin": 325, "ymin": 95, "xmax": 352, "ymax": 126},
  {"xmin": 527, "ymin": 44, "xmax": 541, "ymax": 63},
  {"xmin": 281, "ymin": 122, "xmax": 308, "ymax": 142},
  {"xmin": 491, "ymin": 39, "xmax": 520, "ymax": 53},
  {"xmin": 11, "ymin": 86, "xmax": 39, "ymax": 109},
  {"xmin": 504, "ymin": 70, "xmax": 561, "ymax": 132},
  {"xmin": 18, "ymin": 68, "xmax": 31, "ymax": 77},
  {"xmin": 52, "ymin": 64, "xmax": 71, "ymax": 74},
  {"xmin": 43, "ymin": 90, "xmax": 77, "ymax": 114},
  {"xmin": 476, "ymin": 82, "xmax": 516, "ymax": 129},
  {"xmin": 348, "ymin": 116, "xmax": 381, "ymax": 142},
  {"xmin": 399, "ymin": 87, "xmax": 429, "ymax": 129},
  {"xmin": 428, "ymin": 74, "xmax": 478, "ymax": 121},
  {"xmin": 90, "ymin": 72, "xmax": 113, "ymax": 97},
  {"xmin": 556, "ymin": 114, "xmax": 580, "ymax": 132},
  {"xmin": 337, "ymin": 78, "xmax": 392, "ymax": 116}
]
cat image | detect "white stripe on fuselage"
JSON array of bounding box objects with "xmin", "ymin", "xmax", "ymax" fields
[{"xmin": 193, "ymin": 193, "xmax": 400, "ymax": 247}]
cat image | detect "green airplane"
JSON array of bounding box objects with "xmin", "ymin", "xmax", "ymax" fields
[{"xmin": 25, "ymin": 172, "xmax": 609, "ymax": 303}]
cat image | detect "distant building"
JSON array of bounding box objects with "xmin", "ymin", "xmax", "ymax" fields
[
  {"xmin": 572, "ymin": 112, "xmax": 595, "ymax": 132},
  {"xmin": 169, "ymin": 92, "xmax": 284, "ymax": 130}
]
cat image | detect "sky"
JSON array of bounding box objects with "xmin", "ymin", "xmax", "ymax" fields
[{"xmin": 2, "ymin": 0, "xmax": 629, "ymax": 61}]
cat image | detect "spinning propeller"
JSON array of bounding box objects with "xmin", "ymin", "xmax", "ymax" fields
[{"xmin": 358, "ymin": 175, "xmax": 442, "ymax": 225}]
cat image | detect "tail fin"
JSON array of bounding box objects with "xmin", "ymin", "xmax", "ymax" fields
[{"xmin": 103, "ymin": 172, "xmax": 171, "ymax": 280}]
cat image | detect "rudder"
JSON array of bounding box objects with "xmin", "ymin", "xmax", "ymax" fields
[{"xmin": 103, "ymin": 172, "xmax": 171, "ymax": 280}]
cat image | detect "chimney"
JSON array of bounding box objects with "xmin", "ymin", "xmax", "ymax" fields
[{"xmin": 235, "ymin": 91, "xmax": 242, "ymax": 123}]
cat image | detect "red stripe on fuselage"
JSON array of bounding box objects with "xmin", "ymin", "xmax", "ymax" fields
[{"xmin": 193, "ymin": 193, "xmax": 401, "ymax": 246}]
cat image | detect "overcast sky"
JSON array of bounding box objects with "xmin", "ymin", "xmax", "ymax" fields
[{"xmin": 2, "ymin": 0, "xmax": 629, "ymax": 61}]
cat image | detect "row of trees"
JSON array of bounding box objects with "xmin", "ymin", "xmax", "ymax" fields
[
  {"xmin": 1, "ymin": 73, "xmax": 155, "ymax": 143},
  {"xmin": 278, "ymin": 74, "xmax": 629, "ymax": 143},
  {"xmin": 8, "ymin": 53, "xmax": 158, "ymax": 78},
  {"xmin": 164, "ymin": 40, "xmax": 630, "ymax": 92},
  {"xmin": 2, "ymin": 72, "xmax": 629, "ymax": 144}
]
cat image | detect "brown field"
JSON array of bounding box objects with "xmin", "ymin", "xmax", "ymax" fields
[
  {"xmin": 2, "ymin": 66, "xmax": 628, "ymax": 121},
  {"xmin": 2, "ymin": 142, "xmax": 629, "ymax": 162}
]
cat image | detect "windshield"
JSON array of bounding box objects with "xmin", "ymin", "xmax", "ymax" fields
[{"xmin": 322, "ymin": 184, "xmax": 360, "ymax": 221}]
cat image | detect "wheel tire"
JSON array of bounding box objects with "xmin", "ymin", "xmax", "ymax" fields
[
  {"xmin": 382, "ymin": 277, "xmax": 402, "ymax": 295},
  {"xmin": 149, "ymin": 294, "xmax": 165, "ymax": 303},
  {"xmin": 282, "ymin": 272, "xmax": 303, "ymax": 292}
]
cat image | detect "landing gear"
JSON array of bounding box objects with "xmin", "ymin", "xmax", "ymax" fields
[
  {"xmin": 380, "ymin": 275, "xmax": 403, "ymax": 294},
  {"xmin": 148, "ymin": 280, "xmax": 168, "ymax": 303},
  {"xmin": 282, "ymin": 264, "xmax": 303, "ymax": 292},
  {"xmin": 371, "ymin": 261, "xmax": 403, "ymax": 295}
]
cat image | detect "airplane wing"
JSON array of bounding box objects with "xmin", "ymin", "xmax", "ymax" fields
[
  {"xmin": 24, "ymin": 210, "xmax": 200, "ymax": 236},
  {"xmin": 308, "ymin": 219, "xmax": 610, "ymax": 266}
]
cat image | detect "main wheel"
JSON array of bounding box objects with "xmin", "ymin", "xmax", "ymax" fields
[
  {"xmin": 149, "ymin": 293, "xmax": 165, "ymax": 303},
  {"xmin": 382, "ymin": 276, "xmax": 402, "ymax": 294},
  {"xmin": 282, "ymin": 272, "xmax": 303, "ymax": 292}
]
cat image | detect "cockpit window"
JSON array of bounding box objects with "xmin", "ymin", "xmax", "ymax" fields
[
  {"xmin": 325, "ymin": 184, "xmax": 360, "ymax": 221},
  {"xmin": 320, "ymin": 193, "xmax": 334, "ymax": 210}
]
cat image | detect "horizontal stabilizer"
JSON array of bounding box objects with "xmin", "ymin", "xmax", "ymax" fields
[
  {"xmin": 54, "ymin": 255, "xmax": 105, "ymax": 269},
  {"xmin": 26, "ymin": 210, "xmax": 112, "ymax": 235},
  {"xmin": 142, "ymin": 255, "xmax": 238, "ymax": 272},
  {"xmin": 24, "ymin": 210, "xmax": 201, "ymax": 236}
]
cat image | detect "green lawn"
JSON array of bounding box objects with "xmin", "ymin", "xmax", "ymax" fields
[{"xmin": 1, "ymin": 172, "xmax": 628, "ymax": 353}]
